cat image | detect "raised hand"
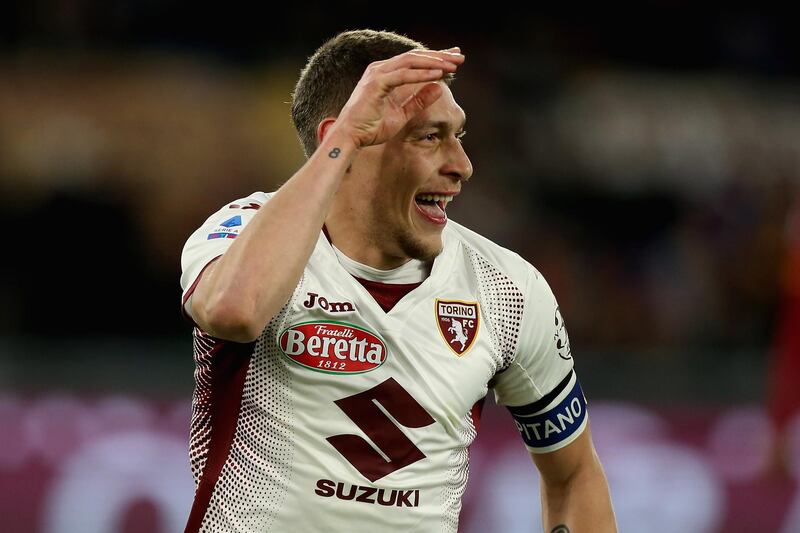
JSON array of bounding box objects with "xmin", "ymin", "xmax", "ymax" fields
[{"xmin": 333, "ymin": 48, "xmax": 465, "ymax": 149}]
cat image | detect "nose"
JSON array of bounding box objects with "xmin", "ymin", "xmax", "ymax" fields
[{"xmin": 441, "ymin": 137, "xmax": 473, "ymax": 182}]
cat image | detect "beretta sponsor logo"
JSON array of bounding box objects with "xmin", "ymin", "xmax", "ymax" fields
[{"xmin": 278, "ymin": 321, "xmax": 388, "ymax": 374}]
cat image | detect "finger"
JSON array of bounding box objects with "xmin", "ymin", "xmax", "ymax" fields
[
  {"xmin": 381, "ymin": 67, "xmax": 445, "ymax": 90},
  {"xmin": 407, "ymin": 50, "xmax": 465, "ymax": 63},
  {"xmin": 403, "ymin": 52, "xmax": 462, "ymax": 71},
  {"xmin": 381, "ymin": 50, "xmax": 464, "ymax": 72},
  {"xmin": 375, "ymin": 55, "xmax": 459, "ymax": 80},
  {"xmin": 401, "ymin": 82, "xmax": 444, "ymax": 120},
  {"xmin": 411, "ymin": 47, "xmax": 463, "ymax": 56}
]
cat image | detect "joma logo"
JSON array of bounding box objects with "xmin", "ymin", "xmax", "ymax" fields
[{"xmin": 303, "ymin": 292, "xmax": 355, "ymax": 313}]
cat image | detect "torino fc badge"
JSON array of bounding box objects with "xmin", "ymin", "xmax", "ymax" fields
[{"xmin": 435, "ymin": 299, "xmax": 480, "ymax": 356}]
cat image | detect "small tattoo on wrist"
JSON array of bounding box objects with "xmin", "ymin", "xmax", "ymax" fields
[
  {"xmin": 551, "ymin": 526, "xmax": 570, "ymax": 533},
  {"xmin": 328, "ymin": 147, "xmax": 341, "ymax": 158}
]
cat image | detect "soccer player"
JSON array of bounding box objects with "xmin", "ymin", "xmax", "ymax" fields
[{"xmin": 180, "ymin": 29, "xmax": 616, "ymax": 533}]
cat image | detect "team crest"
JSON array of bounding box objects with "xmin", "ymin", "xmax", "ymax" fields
[{"xmin": 435, "ymin": 299, "xmax": 480, "ymax": 356}]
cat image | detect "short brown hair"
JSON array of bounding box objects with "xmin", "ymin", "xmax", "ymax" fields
[{"xmin": 291, "ymin": 29, "xmax": 452, "ymax": 158}]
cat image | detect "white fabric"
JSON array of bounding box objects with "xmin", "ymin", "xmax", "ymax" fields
[
  {"xmin": 331, "ymin": 244, "xmax": 429, "ymax": 283},
  {"xmin": 179, "ymin": 191, "xmax": 582, "ymax": 532}
]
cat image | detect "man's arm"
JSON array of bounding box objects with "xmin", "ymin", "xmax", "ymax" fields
[
  {"xmin": 531, "ymin": 422, "xmax": 617, "ymax": 532},
  {"xmin": 189, "ymin": 48, "xmax": 464, "ymax": 342}
]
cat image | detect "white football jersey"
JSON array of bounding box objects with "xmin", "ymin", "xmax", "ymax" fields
[{"xmin": 180, "ymin": 192, "xmax": 587, "ymax": 533}]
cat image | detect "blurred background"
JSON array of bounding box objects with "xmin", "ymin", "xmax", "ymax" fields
[{"xmin": 1, "ymin": 3, "xmax": 798, "ymax": 532}]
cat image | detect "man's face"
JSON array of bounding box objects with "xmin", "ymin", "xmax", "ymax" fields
[{"xmin": 357, "ymin": 83, "xmax": 473, "ymax": 263}]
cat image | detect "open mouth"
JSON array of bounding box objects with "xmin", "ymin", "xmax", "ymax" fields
[{"xmin": 414, "ymin": 193, "xmax": 454, "ymax": 225}]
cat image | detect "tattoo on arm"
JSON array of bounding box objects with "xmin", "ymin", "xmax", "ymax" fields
[
  {"xmin": 328, "ymin": 148, "xmax": 341, "ymax": 158},
  {"xmin": 550, "ymin": 526, "xmax": 570, "ymax": 533}
]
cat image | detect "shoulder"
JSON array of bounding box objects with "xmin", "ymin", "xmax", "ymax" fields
[
  {"xmin": 192, "ymin": 191, "xmax": 275, "ymax": 228},
  {"xmin": 182, "ymin": 191, "xmax": 276, "ymax": 252},
  {"xmin": 445, "ymin": 219, "xmax": 544, "ymax": 295},
  {"xmin": 225, "ymin": 191, "xmax": 274, "ymax": 209}
]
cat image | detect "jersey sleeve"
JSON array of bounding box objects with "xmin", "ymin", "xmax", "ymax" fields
[
  {"xmin": 179, "ymin": 192, "xmax": 271, "ymax": 322},
  {"xmin": 490, "ymin": 265, "xmax": 587, "ymax": 454}
]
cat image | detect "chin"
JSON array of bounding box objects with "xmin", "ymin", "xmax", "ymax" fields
[{"xmin": 398, "ymin": 231, "xmax": 444, "ymax": 263}]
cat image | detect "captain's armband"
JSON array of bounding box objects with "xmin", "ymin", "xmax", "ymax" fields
[{"xmin": 506, "ymin": 370, "xmax": 588, "ymax": 453}]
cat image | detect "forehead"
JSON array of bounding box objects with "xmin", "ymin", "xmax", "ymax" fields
[{"xmin": 400, "ymin": 82, "xmax": 466, "ymax": 130}]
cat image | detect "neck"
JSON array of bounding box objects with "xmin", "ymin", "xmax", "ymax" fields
[
  {"xmin": 325, "ymin": 166, "xmax": 418, "ymax": 270},
  {"xmin": 325, "ymin": 219, "xmax": 411, "ymax": 270}
]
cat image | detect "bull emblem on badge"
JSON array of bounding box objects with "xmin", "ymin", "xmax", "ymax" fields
[
  {"xmin": 436, "ymin": 299, "xmax": 480, "ymax": 356},
  {"xmin": 448, "ymin": 319, "xmax": 470, "ymax": 352}
]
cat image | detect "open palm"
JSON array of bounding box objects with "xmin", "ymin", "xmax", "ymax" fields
[{"xmin": 335, "ymin": 48, "xmax": 464, "ymax": 148}]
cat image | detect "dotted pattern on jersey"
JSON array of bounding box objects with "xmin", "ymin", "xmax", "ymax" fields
[
  {"xmin": 440, "ymin": 408, "xmax": 478, "ymax": 532},
  {"xmin": 463, "ymin": 245, "xmax": 525, "ymax": 373},
  {"xmin": 200, "ymin": 278, "xmax": 306, "ymax": 532},
  {"xmin": 189, "ymin": 331, "xmax": 216, "ymax": 482}
]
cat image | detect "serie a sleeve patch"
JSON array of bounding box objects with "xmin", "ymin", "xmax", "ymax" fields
[
  {"xmin": 207, "ymin": 215, "xmax": 243, "ymax": 240},
  {"xmin": 506, "ymin": 370, "xmax": 588, "ymax": 453}
]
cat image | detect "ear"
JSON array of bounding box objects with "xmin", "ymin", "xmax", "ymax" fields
[{"xmin": 316, "ymin": 117, "xmax": 338, "ymax": 146}]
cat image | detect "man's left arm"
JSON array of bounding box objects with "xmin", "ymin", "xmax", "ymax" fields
[
  {"xmin": 531, "ymin": 422, "xmax": 616, "ymax": 533},
  {"xmin": 489, "ymin": 264, "xmax": 617, "ymax": 532}
]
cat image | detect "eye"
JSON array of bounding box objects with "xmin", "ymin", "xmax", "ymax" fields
[{"xmin": 423, "ymin": 132, "xmax": 439, "ymax": 142}]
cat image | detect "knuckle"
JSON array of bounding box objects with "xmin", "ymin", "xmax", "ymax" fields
[{"xmin": 362, "ymin": 77, "xmax": 379, "ymax": 90}]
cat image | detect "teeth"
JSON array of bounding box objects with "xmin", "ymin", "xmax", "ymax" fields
[{"xmin": 416, "ymin": 194, "xmax": 454, "ymax": 203}]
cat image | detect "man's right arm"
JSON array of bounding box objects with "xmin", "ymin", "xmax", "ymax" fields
[
  {"xmin": 188, "ymin": 48, "xmax": 465, "ymax": 342},
  {"xmin": 189, "ymin": 130, "xmax": 357, "ymax": 342}
]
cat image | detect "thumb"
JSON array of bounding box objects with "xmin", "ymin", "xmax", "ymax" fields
[{"xmin": 401, "ymin": 83, "xmax": 443, "ymax": 120}]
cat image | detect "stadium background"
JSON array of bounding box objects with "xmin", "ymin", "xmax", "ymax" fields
[{"xmin": 1, "ymin": 4, "xmax": 798, "ymax": 532}]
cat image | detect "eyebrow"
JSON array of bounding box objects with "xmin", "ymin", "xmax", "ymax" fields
[{"xmin": 412, "ymin": 117, "xmax": 467, "ymax": 132}]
